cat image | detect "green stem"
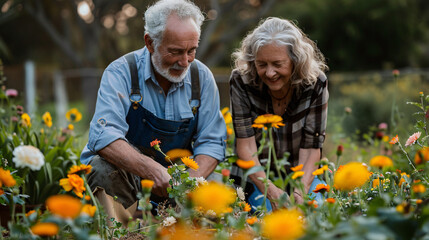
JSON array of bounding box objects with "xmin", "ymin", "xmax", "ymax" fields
[
  {"xmin": 84, "ymin": 176, "xmax": 107, "ymax": 239},
  {"xmin": 262, "ymin": 129, "xmax": 272, "ymax": 213},
  {"xmin": 268, "ymin": 128, "xmax": 284, "ymax": 189},
  {"xmin": 397, "ymin": 142, "xmax": 428, "ymax": 183}
]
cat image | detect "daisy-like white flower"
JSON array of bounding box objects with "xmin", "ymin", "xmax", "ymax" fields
[
  {"xmin": 405, "ymin": 132, "xmax": 421, "ymax": 147},
  {"xmin": 12, "ymin": 145, "xmax": 45, "ymax": 171},
  {"xmin": 162, "ymin": 216, "xmax": 177, "ymax": 227},
  {"xmin": 236, "ymin": 187, "xmax": 245, "ymax": 201},
  {"xmin": 194, "ymin": 177, "xmax": 207, "ymax": 186}
]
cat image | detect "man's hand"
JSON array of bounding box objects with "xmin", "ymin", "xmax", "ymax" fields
[{"xmin": 146, "ymin": 161, "xmax": 171, "ymax": 197}]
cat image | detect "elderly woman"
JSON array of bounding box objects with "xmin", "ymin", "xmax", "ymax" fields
[{"xmin": 230, "ymin": 17, "xmax": 329, "ymax": 210}]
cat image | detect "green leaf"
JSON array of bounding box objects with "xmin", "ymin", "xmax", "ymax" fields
[{"xmin": 243, "ymin": 166, "xmax": 265, "ymax": 179}]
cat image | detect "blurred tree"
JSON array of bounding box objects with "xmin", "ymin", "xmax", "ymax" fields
[{"xmin": 271, "ymin": 0, "xmax": 429, "ymax": 71}]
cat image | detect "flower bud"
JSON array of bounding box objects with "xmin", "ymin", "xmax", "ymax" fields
[{"xmin": 336, "ymin": 145, "xmax": 344, "ymax": 157}]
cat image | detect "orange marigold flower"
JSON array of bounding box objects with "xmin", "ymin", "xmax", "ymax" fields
[
  {"xmin": 415, "ymin": 147, "xmax": 429, "ymax": 165},
  {"xmin": 81, "ymin": 204, "xmax": 97, "ymax": 217},
  {"xmin": 291, "ymin": 171, "xmax": 304, "ymax": 180},
  {"xmin": 369, "ymin": 155, "xmax": 393, "ymax": 168},
  {"xmin": 191, "ymin": 182, "xmax": 236, "ymax": 215},
  {"xmin": 290, "ymin": 164, "xmax": 303, "ymax": 172},
  {"xmin": 68, "ymin": 164, "xmax": 92, "ymax": 175},
  {"xmin": 221, "ymin": 168, "xmax": 230, "ymax": 177},
  {"xmin": 0, "ymin": 189, "xmax": 3, "ymax": 195},
  {"xmin": 239, "ymin": 202, "xmax": 251, "ymax": 212},
  {"xmin": 412, "ymin": 184, "xmax": 426, "ymax": 193},
  {"xmin": 389, "ymin": 135, "xmax": 399, "ymax": 145},
  {"xmin": 252, "ymin": 114, "xmax": 285, "ymax": 129},
  {"xmin": 416, "ymin": 199, "xmax": 423, "ymax": 204},
  {"xmin": 246, "ymin": 216, "xmax": 258, "ymax": 225},
  {"xmin": 405, "ymin": 132, "xmax": 421, "ymax": 147},
  {"xmin": 313, "ymin": 184, "xmax": 330, "ymax": 194},
  {"xmin": 181, "ymin": 156, "xmax": 199, "ymax": 171},
  {"xmin": 46, "ymin": 195, "xmax": 82, "ymax": 218},
  {"xmin": 30, "ymin": 222, "xmax": 59, "ymax": 237},
  {"xmin": 141, "ymin": 179, "xmax": 155, "ymax": 189},
  {"xmin": 236, "ymin": 159, "xmax": 255, "ymax": 169},
  {"xmin": 334, "ymin": 162, "xmax": 370, "ymax": 191},
  {"xmin": 312, "ymin": 165, "xmax": 328, "ymax": 176},
  {"xmin": 165, "ymin": 148, "xmax": 192, "ymax": 162},
  {"xmin": 59, "ymin": 174, "xmax": 86, "ymax": 198},
  {"xmin": 261, "ymin": 209, "xmax": 305, "ymax": 240},
  {"xmin": 326, "ymin": 198, "xmax": 336, "ymax": 204},
  {"xmin": 0, "ymin": 168, "xmax": 16, "ymax": 187}
]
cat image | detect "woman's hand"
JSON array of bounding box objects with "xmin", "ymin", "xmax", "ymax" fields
[{"xmin": 267, "ymin": 184, "xmax": 287, "ymax": 210}]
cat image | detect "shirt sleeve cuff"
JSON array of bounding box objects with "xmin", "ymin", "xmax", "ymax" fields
[{"xmin": 193, "ymin": 141, "xmax": 226, "ymax": 162}]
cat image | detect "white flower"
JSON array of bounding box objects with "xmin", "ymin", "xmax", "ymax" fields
[
  {"xmin": 194, "ymin": 177, "xmax": 207, "ymax": 186},
  {"xmin": 12, "ymin": 145, "xmax": 45, "ymax": 171},
  {"xmin": 205, "ymin": 210, "xmax": 216, "ymax": 217},
  {"xmin": 162, "ymin": 216, "xmax": 176, "ymax": 227},
  {"xmin": 236, "ymin": 187, "xmax": 245, "ymax": 201}
]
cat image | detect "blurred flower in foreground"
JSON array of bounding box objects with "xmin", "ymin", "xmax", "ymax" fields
[
  {"xmin": 162, "ymin": 216, "xmax": 177, "ymax": 227},
  {"xmin": 369, "ymin": 155, "xmax": 393, "ymax": 168},
  {"xmin": 30, "ymin": 222, "xmax": 59, "ymax": 237},
  {"xmin": 334, "ymin": 162, "xmax": 370, "ymax": 191},
  {"xmin": 66, "ymin": 108, "xmax": 82, "ymax": 122},
  {"xmin": 42, "ymin": 112, "xmax": 53, "ymax": 128},
  {"xmin": 46, "ymin": 195, "xmax": 82, "ymax": 219},
  {"xmin": 165, "ymin": 148, "xmax": 192, "ymax": 162},
  {"xmin": 191, "ymin": 181, "xmax": 236, "ymax": 215},
  {"xmin": 12, "ymin": 145, "xmax": 45, "ymax": 171},
  {"xmin": 405, "ymin": 132, "xmax": 421, "ymax": 147},
  {"xmin": 415, "ymin": 147, "xmax": 429, "ymax": 165},
  {"xmin": 261, "ymin": 208, "xmax": 305, "ymax": 240},
  {"xmin": 252, "ymin": 114, "xmax": 285, "ymax": 129},
  {"xmin": 141, "ymin": 179, "xmax": 155, "ymax": 189}
]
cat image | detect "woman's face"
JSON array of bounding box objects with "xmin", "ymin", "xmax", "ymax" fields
[{"xmin": 255, "ymin": 43, "xmax": 294, "ymax": 93}]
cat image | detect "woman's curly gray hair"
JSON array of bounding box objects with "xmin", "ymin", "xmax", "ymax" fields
[
  {"xmin": 232, "ymin": 17, "xmax": 328, "ymax": 90},
  {"xmin": 144, "ymin": 0, "xmax": 204, "ymax": 47}
]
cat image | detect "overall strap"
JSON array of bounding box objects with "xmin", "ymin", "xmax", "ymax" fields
[
  {"xmin": 190, "ymin": 61, "xmax": 200, "ymax": 114},
  {"xmin": 124, "ymin": 53, "xmax": 142, "ymax": 110}
]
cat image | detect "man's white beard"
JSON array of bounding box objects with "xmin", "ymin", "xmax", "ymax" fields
[{"xmin": 151, "ymin": 51, "xmax": 190, "ymax": 83}]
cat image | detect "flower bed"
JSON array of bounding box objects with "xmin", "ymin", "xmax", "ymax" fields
[{"xmin": 1, "ymin": 66, "xmax": 429, "ymax": 239}]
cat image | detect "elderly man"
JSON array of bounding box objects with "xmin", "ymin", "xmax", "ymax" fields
[{"xmin": 80, "ymin": 0, "xmax": 226, "ymax": 224}]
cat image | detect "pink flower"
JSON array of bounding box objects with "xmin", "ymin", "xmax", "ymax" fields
[
  {"xmin": 378, "ymin": 123, "xmax": 388, "ymax": 130},
  {"xmin": 405, "ymin": 132, "xmax": 421, "ymax": 147},
  {"xmin": 392, "ymin": 69, "xmax": 400, "ymax": 77},
  {"xmin": 5, "ymin": 89, "xmax": 18, "ymax": 98}
]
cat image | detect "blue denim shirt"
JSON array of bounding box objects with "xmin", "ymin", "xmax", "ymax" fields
[{"xmin": 80, "ymin": 47, "xmax": 226, "ymax": 164}]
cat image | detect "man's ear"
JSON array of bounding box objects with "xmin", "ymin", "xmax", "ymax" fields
[{"xmin": 144, "ymin": 34, "xmax": 155, "ymax": 53}]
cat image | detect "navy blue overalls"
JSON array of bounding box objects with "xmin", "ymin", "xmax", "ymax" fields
[{"xmin": 123, "ymin": 53, "xmax": 200, "ymax": 168}]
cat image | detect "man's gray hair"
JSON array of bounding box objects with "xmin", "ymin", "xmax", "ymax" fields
[{"xmin": 144, "ymin": 0, "xmax": 205, "ymax": 46}]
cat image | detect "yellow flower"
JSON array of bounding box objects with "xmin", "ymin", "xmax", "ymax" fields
[
  {"xmin": 21, "ymin": 113, "xmax": 31, "ymax": 127},
  {"xmin": 252, "ymin": 114, "xmax": 285, "ymax": 129},
  {"xmin": 222, "ymin": 108, "xmax": 232, "ymax": 125},
  {"xmin": 399, "ymin": 172, "xmax": 410, "ymax": 187},
  {"xmin": 165, "ymin": 148, "xmax": 192, "ymax": 162},
  {"xmin": 334, "ymin": 162, "xmax": 370, "ymax": 191},
  {"xmin": 239, "ymin": 202, "xmax": 251, "ymax": 212},
  {"xmin": 159, "ymin": 223, "xmax": 213, "ymax": 240},
  {"xmin": 67, "ymin": 124, "xmax": 74, "ymax": 130},
  {"xmin": 416, "ymin": 199, "xmax": 423, "ymax": 204},
  {"xmin": 59, "ymin": 174, "xmax": 86, "ymax": 198},
  {"xmin": 65, "ymin": 108, "xmax": 82, "ymax": 122},
  {"xmin": 230, "ymin": 230, "xmax": 255, "ymax": 240},
  {"xmin": 291, "ymin": 171, "xmax": 304, "ymax": 180},
  {"xmin": 42, "ymin": 112, "xmax": 53, "ymax": 128},
  {"xmin": 369, "ymin": 155, "xmax": 393, "ymax": 168},
  {"xmin": 191, "ymin": 181, "xmax": 236, "ymax": 215},
  {"xmin": 30, "ymin": 222, "xmax": 59, "ymax": 237},
  {"xmin": 236, "ymin": 159, "xmax": 255, "ymax": 169},
  {"xmin": 415, "ymin": 147, "xmax": 429, "ymax": 165},
  {"xmin": 0, "ymin": 168, "xmax": 16, "ymax": 187},
  {"xmin": 141, "ymin": 179, "xmax": 155, "ymax": 189},
  {"xmin": 226, "ymin": 125, "xmax": 234, "ymax": 135},
  {"xmin": 68, "ymin": 164, "xmax": 92, "ymax": 175},
  {"xmin": 181, "ymin": 156, "xmax": 199, "ymax": 171},
  {"xmin": 290, "ymin": 164, "xmax": 303, "ymax": 172},
  {"xmin": 46, "ymin": 195, "xmax": 82, "ymax": 218},
  {"xmin": 312, "ymin": 165, "xmax": 328, "ymax": 176},
  {"xmin": 81, "ymin": 204, "xmax": 97, "ymax": 217},
  {"xmin": 372, "ymin": 178, "xmax": 380, "ymax": 188},
  {"xmin": 261, "ymin": 208, "xmax": 305, "ymax": 240},
  {"xmin": 382, "ymin": 135, "xmax": 390, "ymax": 142}
]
